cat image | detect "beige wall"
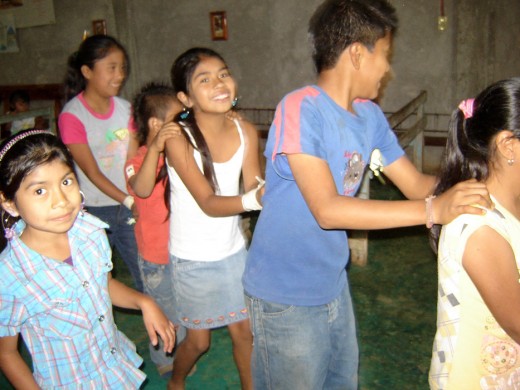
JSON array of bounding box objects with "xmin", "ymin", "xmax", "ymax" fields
[{"xmin": 0, "ymin": 0, "xmax": 519, "ymax": 115}]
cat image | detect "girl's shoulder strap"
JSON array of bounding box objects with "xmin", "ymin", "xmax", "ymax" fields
[{"xmin": 232, "ymin": 118, "xmax": 245, "ymax": 146}]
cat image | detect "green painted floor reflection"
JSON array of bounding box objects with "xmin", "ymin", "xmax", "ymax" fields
[{"xmin": 0, "ymin": 180, "xmax": 437, "ymax": 389}]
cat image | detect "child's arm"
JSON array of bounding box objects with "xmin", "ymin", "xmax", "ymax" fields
[
  {"xmin": 383, "ymin": 156, "xmax": 437, "ymax": 199},
  {"xmin": 287, "ymin": 153, "xmax": 491, "ymax": 230},
  {"xmin": 126, "ymin": 131, "xmax": 139, "ymax": 160},
  {"xmin": 128, "ymin": 122, "xmax": 181, "ymax": 198},
  {"xmin": 0, "ymin": 335, "xmax": 39, "ymax": 389},
  {"xmin": 165, "ymin": 135, "xmax": 260, "ymax": 217},
  {"xmin": 239, "ymin": 120, "xmax": 263, "ymax": 192},
  {"xmin": 107, "ymin": 275, "xmax": 176, "ymax": 353},
  {"xmin": 463, "ymin": 226, "xmax": 520, "ymax": 343},
  {"xmin": 67, "ymin": 144, "xmax": 129, "ymax": 204}
]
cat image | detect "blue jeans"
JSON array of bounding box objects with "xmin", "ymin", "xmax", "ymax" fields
[
  {"xmin": 138, "ymin": 256, "xmax": 186, "ymax": 369},
  {"xmin": 87, "ymin": 205, "xmax": 143, "ymax": 292},
  {"xmin": 245, "ymin": 284, "xmax": 359, "ymax": 390}
]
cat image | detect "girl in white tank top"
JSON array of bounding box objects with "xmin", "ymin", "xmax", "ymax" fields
[{"xmin": 165, "ymin": 48, "xmax": 264, "ymax": 390}]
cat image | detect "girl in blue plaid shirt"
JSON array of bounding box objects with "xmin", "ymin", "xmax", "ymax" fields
[{"xmin": 0, "ymin": 130, "xmax": 176, "ymax": 389}]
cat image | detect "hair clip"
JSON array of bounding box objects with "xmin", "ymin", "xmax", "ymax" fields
[
  {"xmin": 0, "ymin": 130, "xmax": 52, "ymax": 163},
  {"xmin": 458, "ymin": 98, "xmax": 475, "ymax": 119},
  {"xmin": 1, "ymin": 211, "xmax": 16, "ymax": 240},
  {"xmin": 4, "ymin": 227, "xmax": 15, "ymax": 240}
]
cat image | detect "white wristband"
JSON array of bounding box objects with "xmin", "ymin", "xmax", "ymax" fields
[
  {"xmin": 242, "ymin": 190, "xmax": 262, "ymax": 211},
  {"xmin": 123, "ymin": 195, "xmax": 134, "ymax": 210},
  {"xmin": 241, "ymin": 176, "xmax": 265, "ymax": 212}
]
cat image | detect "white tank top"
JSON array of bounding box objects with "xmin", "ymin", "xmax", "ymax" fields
[{"xmin": 167, "ymin": 119, "xmax": 246, "ymax": 261}]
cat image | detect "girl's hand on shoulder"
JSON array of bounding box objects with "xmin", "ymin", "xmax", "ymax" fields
[
  {"xmin": 225, "ymin": 109, "xmax": 243, "ymax": 122},
  {"xmin": 139, "ymin": 295, "xmax": 176, "ymax": 353},
  {"xmin": 151, "ymin": 122, "xmax": 182, "ymax": 153},
  {"xmin": 433, "ymin": 178, "xmax": 492, "ymax": 224}
]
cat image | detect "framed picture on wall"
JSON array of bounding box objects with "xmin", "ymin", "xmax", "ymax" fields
[
  {"xmin": 92, "ymin": 19, "xmax": 107, "ymax": 35},
  {"xmin": 210, "ymin": 11, "xmax": 227, "ymax": 41}
]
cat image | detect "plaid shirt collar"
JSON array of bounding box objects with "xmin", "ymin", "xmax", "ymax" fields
[{"xmin": 7, "ymin": 212, "xmax": 108, "ymax": 282}]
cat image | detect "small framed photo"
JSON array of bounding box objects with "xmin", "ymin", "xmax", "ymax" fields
[
  {"xmin": 92, "ymin": 19, "xmax": 107, "ymax": 35},
  {"xmin": 210, "ymin": 11, "xmax": 227, "ymax": 41}
]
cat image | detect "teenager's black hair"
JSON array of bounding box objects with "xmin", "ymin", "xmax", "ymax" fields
[
  {"xmin": 430, "ymin": 77, "xmax": 520, "ymax": 250},
  {"xmin": 133, "ymin": 82, "xmax": 178, "ymax": 146},
  {"xmin": 170, "ymin": 47, "xmax": 227, "ymax": 192},
  {"xmin": 0, "ymin": 131, "xmax": 76, "ymax": 227},
  {"xmin": 308, "ymin": 0, "xmax": 398, "ymax": 73},
  {"xmin": 64, "ymin": 35, "xmax": 130, "ymax": 101},
  {"xmin": 132, "ymin": 81, "xmax": 179, "ymax": 216}
]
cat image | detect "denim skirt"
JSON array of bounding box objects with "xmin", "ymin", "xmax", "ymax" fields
[{"xmin": 171, "ymin": 246, "xmax": 249, "ymax": 329}]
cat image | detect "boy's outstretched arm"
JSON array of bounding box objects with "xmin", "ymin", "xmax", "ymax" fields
[
  {"xmin": 108, "ymin": 275, "xmax": 176, "ymax": 353},
  {"xmin": 287, "ymin": 153, "xmax": 491, "ymax": 230},
  {"xmin": 0, "ymin": 335, "xmax": 39, "ymax": 389},
  {"xmin": 382, "ymin": 155, "xmax": 436, "ymax": 199}
]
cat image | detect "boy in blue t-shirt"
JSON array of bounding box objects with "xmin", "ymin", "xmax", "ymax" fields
[{"xmin": 242, "ymin": 0, "xmax": 491, "ymax": 388}]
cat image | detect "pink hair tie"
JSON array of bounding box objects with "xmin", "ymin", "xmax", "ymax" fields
[{"xmin": 458, "ymin": 98, "xmax": 475, "ymax": 119}]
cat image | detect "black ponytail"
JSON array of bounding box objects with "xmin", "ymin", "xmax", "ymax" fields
[{"xmin": 430, "ymin": 77, "xmax": 520, "ymax": 251}]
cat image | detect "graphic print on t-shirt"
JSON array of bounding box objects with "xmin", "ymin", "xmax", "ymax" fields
[
  {"xmin": 343, "ymin": 151, "xmax": 365, "ymax": 195},
  {"xmin": 100, "ymin": 127, "xmax": 129, "ymax": 170}
]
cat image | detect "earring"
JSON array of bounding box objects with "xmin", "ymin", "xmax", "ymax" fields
[
  {"xmin": 508, "ymin": 158, "xmax": 515, "ymax": 166},
  {"xmin": 232, "ymin": 97, "xmax": 238, "ymax": 108},
  {"xmin": 180, "ymin": 107, "xmax": 190, "ymax": 120},
  {"xmin": 79, "ymin": 190, "xmax": 86, "ymax": 215},
  {"xmin": 1, "ymin": 210, "xmax": 16, "ymax": 240}
]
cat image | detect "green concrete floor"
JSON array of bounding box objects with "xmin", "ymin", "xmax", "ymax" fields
[{"xmin": 0, "ymin": 180, "xmax": 437, "ymax": 389}]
